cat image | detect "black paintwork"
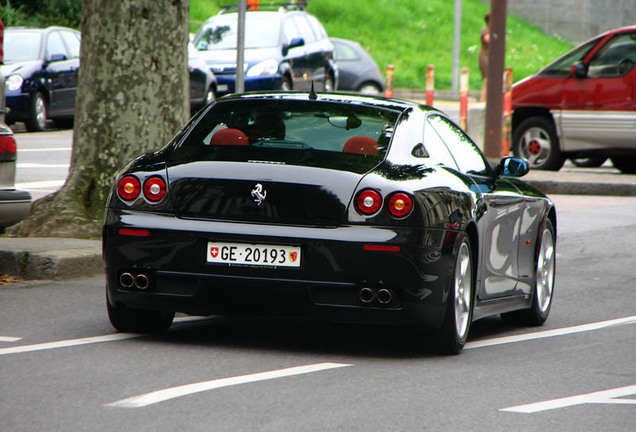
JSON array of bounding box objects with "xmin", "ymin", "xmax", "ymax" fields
[{"xmin": 103, "ymin": 92, "xmax": 556, "ymax": 330}]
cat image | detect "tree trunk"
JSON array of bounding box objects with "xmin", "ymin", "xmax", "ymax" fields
[{"xmin": 10, "ymin": 0, "xmax": 189, "ymax": 238}]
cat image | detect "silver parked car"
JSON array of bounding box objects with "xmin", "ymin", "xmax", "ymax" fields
[{"xmin": 1, "ymin": 76, "xmax": 31, "ymax": 232}]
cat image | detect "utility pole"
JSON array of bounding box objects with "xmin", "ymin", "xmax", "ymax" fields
[
  {"xmin": 236, "ymin": 0, "xmax": 246, "ymax": 93},
  {"xmin": 483, "ymin": 0, "xmax": 507, "ymax": 161},
  {"xmin": 451, "ymin": 0, "xmax": 462, "ymax": 94}
]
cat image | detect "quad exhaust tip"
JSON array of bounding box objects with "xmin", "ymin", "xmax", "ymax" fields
[
  {"xmin": 119, "ymin": 272, "xmax": 134, "ymax": 288},
  {"xmin": 134, "ymin": 274, "xmax": 150, "ymax": 290},
  {"xmin": 377, "ymin": 288, "xmax": 392, "ymax": 304},
  {"xmin": 359, "ymin": 287, "xmax": 376, "ymax": 303}
]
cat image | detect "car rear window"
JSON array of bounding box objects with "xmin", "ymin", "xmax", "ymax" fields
[{"xmin": 171, "ymin": 98, "xmax": 401, "ymax": 174}]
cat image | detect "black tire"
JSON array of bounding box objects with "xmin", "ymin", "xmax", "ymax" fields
[
  {"xmin": 436, "ymin": 236, "xmax": 474, "ymax": 354},
  {"xmin": 25, "ymin": 92, "xmax": 48, "ymax": 132},
  {"xmin": 107, "ymin": 298, "xmax": 174, "ymax": 333},
  {"xmin": 610, "ymin": 156, "xmax": 636, "ymax": 174},
  {"xmin": 281, "ymin": 76, "xmax": 292, "ymax": 91},
  {"xmin": 501, "ymin": 219, "xmax": 556, "ymax": 326},
  {"xmin": 513, "ymin": 116, "xmax": 564, "ymax": 171},
  {"xmin": 570, "ymin": 156, "xmax": 607, "ymax": 168},
  {"xmin": 324, "ymin": 74, "xmax": 335, "ymax": 92}
]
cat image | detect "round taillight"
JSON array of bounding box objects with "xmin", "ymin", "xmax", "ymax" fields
[
  {"xmin": 388, "ymin": 192, "xmax": 413, "ymax": 218},
  {"xmin": 118, "ymin": 175, "xmax": 141, "ymax": 201},
  {"xmin": 356, "ymin": 189, "xmax": 382, "ymax": 215},
  {"xmin": 143, "ymin": 176, "xmax": 167, "ymax": 202}
]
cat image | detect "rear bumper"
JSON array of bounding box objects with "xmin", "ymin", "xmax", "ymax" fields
[
  {"xmin": 0, "ymin": 189, "xmax": 32, "ymax": 229},
  {"xmin": 103, "ymin": 209, "xmax": 458, "ymax": 327}
]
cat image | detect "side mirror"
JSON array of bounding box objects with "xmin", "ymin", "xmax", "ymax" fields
[
  {"xmin": 571, "ymin": 61, "xmax": 587, "ymax": 79},
  {"xmin": 283, "ymin": 37, "xmax": 305, "ymax": 56},
  {"xmin": 497, "ymin": 157, "xmax": 530, "ymax": 178},
  {"xmin": 48, "ymin": 53, "xmax": 68, "ymax": 63}
]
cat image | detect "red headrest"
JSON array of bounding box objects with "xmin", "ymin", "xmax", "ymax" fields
[
  {"xmin": 210, "ymin": 128, "xmax": 249, "ymax": 146},
  {"xmin": 343, "ymin": 136, "xmax": 379, "ymax": 155}
]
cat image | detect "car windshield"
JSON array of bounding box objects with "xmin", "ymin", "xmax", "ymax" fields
[
  {"xmin": 171, "ymin": 98, "xmax": 401, "ymax": 174},
  {"xmin": 194, "ymin": 14, "xmax": 280, "ymax": 50},
  {"xmin": 4, "ymin": 31, "xmax": 42, "ymax": 63},
  {"xmin": 538, "ymin": 37, "xmax": 600, "ymax": 77}
]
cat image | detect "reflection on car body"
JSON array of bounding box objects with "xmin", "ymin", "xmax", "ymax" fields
[{"xmin": 103, "ymin": 92, "xmax": 556, "ymax": 354}]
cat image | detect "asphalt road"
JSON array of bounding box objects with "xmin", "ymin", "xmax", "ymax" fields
[{"xmin": 1, "ymin": 195, "xmax": 635, "ymax": 431}]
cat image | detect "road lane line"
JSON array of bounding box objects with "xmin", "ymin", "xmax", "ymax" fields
[
  {"xmin": 19, "ymin": 147, "xmax": 72, "ymax": 152},
  {"xmin": 107, "ymin": 362, "xmax": 353, "ymax": 408},
  {"xmin": 465, "ymin": 315, "xmax": 636, "ymax": 349},
  {"xmin": 500, "ymin": 384, "xmax": 636, "ymax": 413},
  {"xmin": 0, "ymin": 316, "xmax": 213, "ymax": 356},
  {"xmin": 16, "ymin": 163, "xmax": 70, "ymax": 168},
  {"xmin": 0, "ymin": 336, "xmax": 22, "ymax": 343},
  {"xmin": 0, "ymin": 333, "xmax": 142, "ymax": 355}
]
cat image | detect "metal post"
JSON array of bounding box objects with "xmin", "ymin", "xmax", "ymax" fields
[
  {"xmin": 236, "ymin": 0, "xmax": 246, "ymax": 93},
  {"xmin": 451, "ymin": 0, "xmax": 462, "ymax": 94},
  {"xmin": 502, "ymin": 67, "xmax": 513, "ymax": 157},
  {"xmin": 426, "ymin": 65, "xmax": 435, "ymax": 106},
  {"xmin": 385, "ymin": 64, "xmax": 394, "ymax": 98},
  {"xmin": 459, "ymin": 67, "xmax": 469, "ymax": 130}
]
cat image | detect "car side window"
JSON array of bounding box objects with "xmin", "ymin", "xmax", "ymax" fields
[
  {"xmin": 333, "ymin": 41, "xmax": 359, "ymax": 61},
  {"xmin": 293, "ymin": 16, "xmax": 316, "ymax": 44},
  {"xmin": 46, "ymin": 31, "xmax": 67, "ymax": 60},
  {"xmin": 427, "ymin": 115, "xmax": 489, "ymax": 176},
  {"xmin": 587, "ymin": 33, "xmax": 636, "ymax": 77},
  {"xmin": 307, "ymin": 15, "xmax": 327, "ymax": 41},
  {"xmin": 423, "ymin": 116, "xmax": 459, "ymax": 170},
  {"xmin": 60, "ymin": 31, "xmax": 80, "ymax": 59},
  {"xmin": 283, "ymin": 17, "xmax": 301, "ymax": 44}
]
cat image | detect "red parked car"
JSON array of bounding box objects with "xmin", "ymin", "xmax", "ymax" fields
[{"xmin": 512, "ymin": 26, "xmax": 636, "ymax": 173}]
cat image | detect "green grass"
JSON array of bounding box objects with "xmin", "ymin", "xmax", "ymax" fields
[{"xmin": 190, "ymin": 0, "xmax": 574, "ymax": 91}]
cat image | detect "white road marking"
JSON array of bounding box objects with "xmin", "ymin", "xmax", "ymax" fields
[
  {"xmin": 0, "ymin": 316, "xmax": 208, "ymax": 356},
  {"xmin": 0, "ymin": 333, "xmax": 142, "ymax": 355},
  {"xmin": 18, "ymin": 147, "xmax": 72, "ymax": 152},
  {"xmin": 15, "ymin": 180, "xmax": 65, "ymax": 189},
  {"xmin": 16, "ymin": 163, "xmax": 70, "ymax": 168},
  {"xmin": 465, "ymin": 315, "xmax": 636, "ymax": 349},
  {"xmin": 0, "ymin": 336, "xmax": 22, "ymax": 343},
  {"xmin": 500, "ymin": 385, "xmax": 636, "ymax": 413},
  {"xmin": 107, "ymin": 362, "xmax": 353, "ymax": 408}
]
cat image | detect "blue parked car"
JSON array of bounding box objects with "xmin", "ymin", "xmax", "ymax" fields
[
  {"xmin": 192, "ymin": 4, "xmax": 337, "ymax": 96},
  {"xmin": 2, "ymin": 27, "xmax": 217, "ymax": 132}
]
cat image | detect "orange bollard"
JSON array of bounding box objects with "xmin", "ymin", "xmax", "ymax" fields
[
  {"xmin": 425, "ymin": 65, "xmax": 435, "ymax": 106},
  {"xmin": 385, "ymin": 64, "xmax": 394, "ymax": 98},
  {"xmin": 459, "ymin": 67, "xmax": 469, "ymax": 130},
  {"xmin": 502, "ymin": 67, "xmax": 513, "ymax": 157}
]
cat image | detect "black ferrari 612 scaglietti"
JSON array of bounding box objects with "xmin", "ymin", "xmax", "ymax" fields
[{"xmin": 103, "ymin": 92, "xmax": 556, "ymax": 353}]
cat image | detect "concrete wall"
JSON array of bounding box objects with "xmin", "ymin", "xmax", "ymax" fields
[{"xmin": 484, "ymin": 0, "xmax": 636, "ymax": 44}]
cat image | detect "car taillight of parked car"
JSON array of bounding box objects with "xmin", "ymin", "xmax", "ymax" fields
[
  {"xmin": 117, "ymin": 175, "xmax": 141, "ymax": 201},
  {"xmin": 0, "ymin": 135, "xmax": 17, "ymax": 158},
  {"xmin": 143, "ymin": 176, "xmax": 167, "ymax": 202}
]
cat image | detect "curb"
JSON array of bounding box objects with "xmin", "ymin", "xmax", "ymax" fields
[{"xmin": 0, "ymin": 237, "xmax": 102, "ymax": 281}]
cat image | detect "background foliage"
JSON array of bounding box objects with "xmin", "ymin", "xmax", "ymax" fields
[{"xmin": 2, "ymin": 0, "xmax": 573, "ymax": 90}]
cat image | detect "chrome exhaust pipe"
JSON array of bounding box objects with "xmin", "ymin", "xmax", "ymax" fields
[
  {"xmin": 134, "ymin": 274, "xmax": 150, "ymax": 290},
  {"xmin": 377, "ymin": 288, "xmax": 392, "ymax": 305},
  {"xmin": 359, "ymin": 287, "xmax": 376, "ymax": 303},
  {"xmin": 119, "ymin": 272, "xmax": 134, "ymax": 288}
]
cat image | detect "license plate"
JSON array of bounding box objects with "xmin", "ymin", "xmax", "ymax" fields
[{"xmin": 207, "ymin": 242, "xmax": 301, "ymax": 267}]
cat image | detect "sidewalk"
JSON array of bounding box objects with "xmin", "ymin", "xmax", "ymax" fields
[{"xmin": 1, "ymin": 166, "xmax": 635, "ymax": 282}]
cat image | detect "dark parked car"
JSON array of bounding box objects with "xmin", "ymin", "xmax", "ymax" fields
[
  {"xmin": 331, "ymin": 37, "xmax": 384, "ymax": 95},
  {"xmin": 512, "ymin": 26, "xmax": 636, "ymax": 173},
  {"xmin": 103, "ymin": 92, "xmax": 556, "ymax": 354},
  {"xmin": 192, "ymin": 4, "xmax": 337, "ymax": 96},
  {"xmin": 2, "ymin": 27, "xmax": 217, "ymax": 131}
]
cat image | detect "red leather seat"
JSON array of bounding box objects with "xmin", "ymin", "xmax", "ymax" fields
[
  {"xmin": 342, "ymin": 136, "xmax": 379, "ymax": 155},
  {"xmin": 209, "ymin": 128, "xmax": 249, "ymax": 146}
]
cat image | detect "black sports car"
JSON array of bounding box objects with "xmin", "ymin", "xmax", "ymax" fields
[{"xmin": 103, "ymin": 92, "xmax": 556, "ymax": 354}]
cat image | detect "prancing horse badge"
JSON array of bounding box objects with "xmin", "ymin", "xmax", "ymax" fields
[{"xmin": 251, "ymin": 183, "xmax": 267, "ymax": 206}]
